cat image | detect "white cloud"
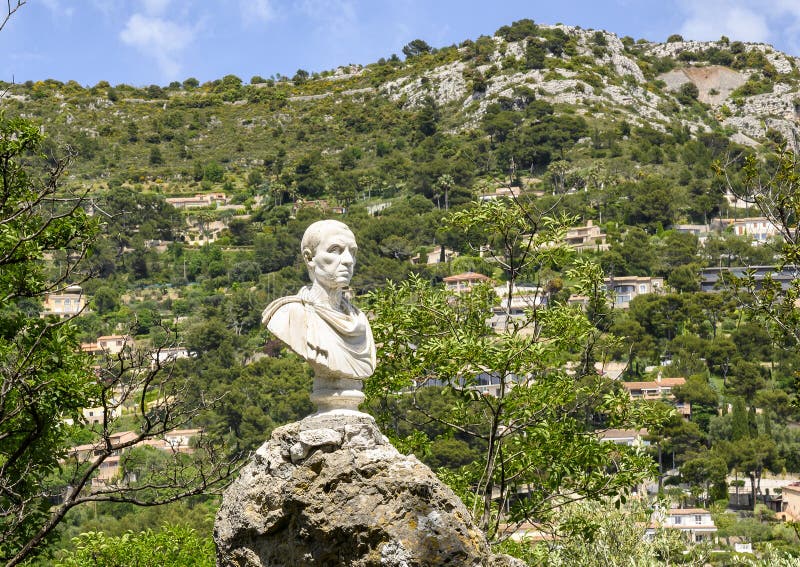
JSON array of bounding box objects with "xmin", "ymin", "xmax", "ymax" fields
[
  {"xmin": 240, "ymin": 0, "xmax": 277, "ymax": 24},
  {"xmin": 142, "ymin": 0, "xmax": 171, "ymax": 16},
  {"xmin": 677, "ymin": 1, "xmax": 769, "ymax": 42},
  {"xmin": 41, "ymin": 0, "xmax": 74, "ymax": 19},
  {"xmin": 298, "ymin": 0, "xmax": 358, "ymax": 39},
  {"xmin": 119, "ymin": 13, "xmax": 196, "ymax": 80},
  {"xmin": 676, "ymin": 0, "xmax": 800, "ymax": 54}
]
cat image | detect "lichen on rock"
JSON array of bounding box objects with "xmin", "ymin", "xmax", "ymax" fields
[{"xmin": 214, "ymin": 412, "xmax": 521, "ymax": 566}]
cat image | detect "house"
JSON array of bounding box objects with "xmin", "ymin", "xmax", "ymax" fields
[
  {"xmin": 81, "ymin": 335, "xmax": 134, "ymax": 369},
  {"xmin": 595, "ymin": 361, "xmax": 628, "ymax": 381},
  {"xmin": 700, "ymin": 265, "xmax": 799, "ymax": 293},
  {"xmin": 712, "ymin": 216, "xmax": 781, "ymax": 244},
  {"xmin": 479, "ymin": 185, "xmax": 522, "ymax": 201},
  {"xmin": 645, "ymin": 508, "xmax": 717, "ymax": 543},
  {"xmin": 291, "ymin": 199, "xmax": 346, "ymax": 216},
  {"xmin": 410, "ymin": 245, "xmax": 458, "ymax": 265},
  {"xmin": 598, "ymin": 428, "xmax": 650, "ymax": 447},
  {"xmin": 563, "ymin": 220, "xmax": 609, "ymax": 252},
  {"xmin": 163, "ymin": 429, "xmax": 201, "ymax": 451},
  {"xmin": 150, "ymin": 346, "xmax": 191, "ymax": 368},
  {"xmin": 674, "ymin": 224, "xmax": 712, "ymax": 245},
  {"xmin": 443, "ymin": 271, "xmax": 491, "ymax": 293},
  {"xmin": 182, "ymin": 218, "xmax": 228, "ymax": 246},
  {"xmin": 42, "ymin": 285, "xmax": 85, "ymax": 317},
  {"xmin": 605, "ymin": 276, "xmax": 664, "ymax": 309},
  {"xmin": 723, "ymin": 191, "xmax": 752, "ymax": 210},
  {"xmin": 498, "ymin": 522, "xmax": 555, "ymax": 542},
  {"xmin": 82, "ymin": 405, "xmax": 121, "ymax": 425},
  {"xmin": 489, "ymin": 283, "xmax": 547, "ymax": 330},
  {"xmin": 97, "ymin": 335, "xmax": 132, "ymax": 355},
  {"xmin": 165, "ymin": 193, "xmax": 227, "ymax": 209},
  {"xmin": 413, "ymin": 372, "xmax": 521, "ymax": 398},
  {"xmin": 69, "ymin": 431, "xmax": 139, "ymax": 487},
  {"xmin": 68, "ymin": 429, "xmax": 202, "ymax": 489},
  {"xmin": 674, "ymin": 223, "xmax": 711, "ymax": 237},
  {"xmin": 621, "ymin": 375, "xmax": 690, "ymax": 417},
  {"xmin": 779, "ymin": 481, "xmax": 800, "ymax": 521}
]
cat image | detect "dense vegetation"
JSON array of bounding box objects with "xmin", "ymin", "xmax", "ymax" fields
[{"xmin": 4, "ymin": 15, "xmax": 800, "ymax": 566}]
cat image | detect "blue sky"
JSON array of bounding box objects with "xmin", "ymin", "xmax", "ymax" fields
[{"xmin": 2, "ymin": 0, "xmax": 800, "ymax": 87}]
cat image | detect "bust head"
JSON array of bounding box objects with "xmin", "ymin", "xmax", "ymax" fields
[
  {"xmin": 301, "ymin": 220, "xmax": 358, "ymax": 293},
  {"xmin": 262, "ymin": 219, "xmax": 375, "ymax": 407}
]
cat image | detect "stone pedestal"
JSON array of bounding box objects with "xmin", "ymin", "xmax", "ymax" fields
[
  {"xmin": 214, "ymin": 412, "xmax": 522, "ymax": 567},
  {"xmin": 308, "ymin": 364, "xmax": 364, "ymax": 414}
]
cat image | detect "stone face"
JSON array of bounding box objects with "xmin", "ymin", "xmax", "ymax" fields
[{"xmin": 215, "ymin": 412, "xmax": 521, "ymax": 566}]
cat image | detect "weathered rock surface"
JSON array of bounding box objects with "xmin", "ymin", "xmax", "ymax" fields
[{"xmin": 215, "ymin": 412, "xmax": 522, "ymax": 566}]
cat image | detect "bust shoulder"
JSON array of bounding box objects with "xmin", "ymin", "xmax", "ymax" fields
[{"xmin": 263, "ymin": 299, "xmax": 308, "ymax": 353}]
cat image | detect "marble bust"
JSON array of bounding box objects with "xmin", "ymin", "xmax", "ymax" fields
[{"xmin": 261, "ymin": 220, "xmax": 376, "ymax": 412}]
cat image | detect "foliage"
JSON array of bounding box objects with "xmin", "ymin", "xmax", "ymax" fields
[
  {"xmin": 5, "ymin": 12, "xmax": 800, "ymax": 562},
  {"xmin": 402, "ymin": 39, "xmax": 432, "ymax": 58},
  {"xmin": 0, "ymin": 114, "xmax": 236, "ymax": 566},
  {"xmin": 54, "ymin": 524, "xmax": 214, "ymax": 567},
  {"xmin": 366, "ymin": 198, "xmax": 668, "ymax": 537},
  {"xmin": 0, "ymin": 113, "xmax": 100, "ymax": 562},
  {"xmin": 525, "ymin": 500, "xmax": 709, "ymax": 567}
]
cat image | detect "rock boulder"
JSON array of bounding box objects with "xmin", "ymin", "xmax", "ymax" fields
[{"xmin": 214, "ymin": 412, "xmax": 522, "ymax": 566}]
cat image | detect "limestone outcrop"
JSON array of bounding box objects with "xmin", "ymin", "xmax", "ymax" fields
[{"xmin": 214, "ymin": 412, "xmax": 522, "ymax": 566}]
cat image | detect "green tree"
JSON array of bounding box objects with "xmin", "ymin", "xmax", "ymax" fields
[
  {"xmin": 718, "ymin": 436, "xmax": 782, "ymax": 511},
  {"xmin": 204, "ymin": 161, "xmax": 225, "ymax": 183},
  {"xmin": 527, "ymin": 501, "xmax": 701, "ymax": 566},
  {"xmin": 292, "ymin": 69, "xmax": 309, "ymax": 84},
  {"xmin": 402, "ymin": 39, "xmax": 432, "ymax": 58},
  {"xmin": 705, "ymin": 336, "xmax": 737, "ymax": 383},
  {"xmin": 0, "ymin": 113, "xmax": 99, "ymax": 563},
  {"xmin": 0, "ymin": 114, "xmax": 235, "ymax": 566},
  {"xmin": 55, "ymin": 524, "xmax": 214, "ymax": 567},
  {"xmin": 617, "ymin": 227, "xmax": 655, "ymax": 276},
  {"xmin": 366, "ymin": 198, "xmax": 667, "ymax": 538},
  {"xmin": 525, "ymin": 40, "xmax": 547, "ymax": 70},
  {"xmin": 92, "ymin": 285, "xmax": 120, "ymax": 315},
  {"xmin": 726, "ymin": 359, "xmax": 767, "ymax": 403},
  {"xmin": 673, "ymin": 375, "xmax": 718, "ymax": 431},
  {"xmin": 676, "ymin": 81, "xmax": 700, "ymax": 105},
  {"xmin": 731, "ymin": 321, "xmax": 773, "ymax": 362},
  {"xmin": 149, "ymin": 146, "xmax": 163, "ymax": 165},
  {"xmin": 730, "ymin": 397, "xmax": 751, "ymax": 441},
  {"xmin": 680, "ymin": 451, "xmax": 728, "ymax": 506},
  {"xmin": 716, "ymin": 147, "xmax": 800, "ymax": 392},
  {"xmin": 668, "ymin": 264, "xmax": 700, "ymax": 293}
]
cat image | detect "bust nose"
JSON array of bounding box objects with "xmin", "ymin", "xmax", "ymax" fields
[{"xmin": 341, "ymin": 249, "xmax": 354, "ymax": 266}]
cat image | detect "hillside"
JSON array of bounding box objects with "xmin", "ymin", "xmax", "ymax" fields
[
  {"xmin": 5, "ymin": 17, "xmax": 800, "ymax": 564},
  {"xmin": 2, "ymin": 21, "xmax": 799, "ymax": 193}
]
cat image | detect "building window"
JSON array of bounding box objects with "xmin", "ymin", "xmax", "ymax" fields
[
  {"xmin": 673, "ymin": 516, "xmax": 681, "ymax": 524},
  {"xmin": 639, "ymin": 284, "xmax": 647, "ymax": 293},
  {"xmin": 695, "ymin": 515, "xmax": 703, "ymax": 525}
]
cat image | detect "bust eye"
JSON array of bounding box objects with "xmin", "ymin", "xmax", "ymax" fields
[{"xmin": 328, "ymin": 245, "xmax": 342, "ymax": 253}]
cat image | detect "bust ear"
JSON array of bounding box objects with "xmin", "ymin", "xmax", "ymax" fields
[{"xmin": 302, "ymin": 248, "xmax": 313, "ymax": 263}]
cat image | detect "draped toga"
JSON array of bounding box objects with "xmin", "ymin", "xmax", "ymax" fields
[{"xmin": 261, "ymin": 286, "xmax": 376, "ymax": 380}]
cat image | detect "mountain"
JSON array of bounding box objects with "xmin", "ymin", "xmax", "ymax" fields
[
  {"xmin": 6, "ymin": 17, "xmax": 800, "ymax": 562},
  {"xmin": 2, "ymin": 19, "xmax": 798, "ymax": 197}
]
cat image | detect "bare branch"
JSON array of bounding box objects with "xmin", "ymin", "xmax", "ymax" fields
[{"xmin": 0, "ymin": 1, "xmax": 24, "ymax": 34}]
